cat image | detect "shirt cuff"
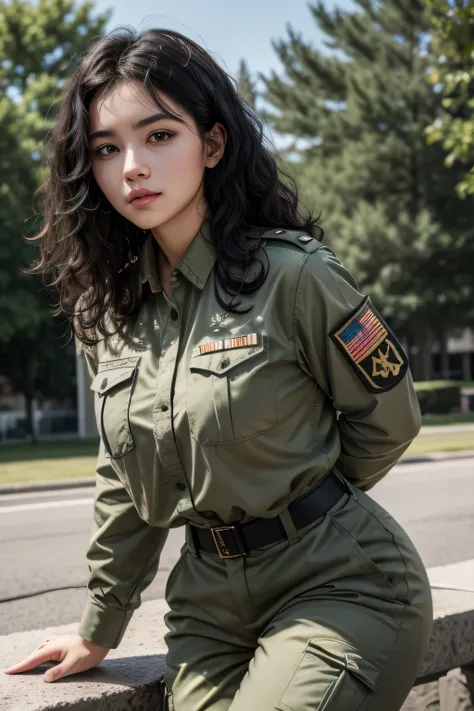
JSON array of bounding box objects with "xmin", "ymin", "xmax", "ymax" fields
[{"xmin": 77, "ymin": 596, "xmax": 134, "ymax": 649}]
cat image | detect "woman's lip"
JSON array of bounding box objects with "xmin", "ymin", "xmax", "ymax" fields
[{"xmin": 130, "ymin": 193, "xmax": 161, "ymax": 207}]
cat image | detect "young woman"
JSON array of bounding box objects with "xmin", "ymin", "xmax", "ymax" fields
[{"xmin": 4, "ymin": 28, "xmax": 432, "ymax": 711}]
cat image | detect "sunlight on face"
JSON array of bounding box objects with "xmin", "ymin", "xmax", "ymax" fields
[{"xmin": 88, "ymin": 81, "xmax": 210, "ymax": 231}]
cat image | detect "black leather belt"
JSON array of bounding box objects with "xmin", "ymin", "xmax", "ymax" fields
[{"xmin": 187, "ymin": 470, "xmax": 346, "ymax": 559}]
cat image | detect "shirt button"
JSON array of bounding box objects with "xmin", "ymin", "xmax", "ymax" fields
[
  {"xmin": 175, "ymin": 482, "xmax": 187, "ymax": 492},
  {"xmin": 220, "ymin": 358, "xmax": 231, "ymax": 370},
  {"xmin": 170, "ymin": 309, "xmax": 179, "ymax": 321},
  {"xmin": 160, "ymin": 404, "xmax": 169, "ymax": 412},
  {"xmin": 100, "ymin": 378, "xmax": 108, "ymax": 390}
]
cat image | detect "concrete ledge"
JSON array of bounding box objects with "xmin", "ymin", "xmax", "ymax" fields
[
  {"xmin": 2, "ymin": 591, "xmax": 474, "ymax": 710},
  {"xmin": 1, "ymin": 599, "xmax": 169, "ymax": 711},
  {"xmin": 417, "ymin": 590, "xmax": 474, "ymax": 684}
]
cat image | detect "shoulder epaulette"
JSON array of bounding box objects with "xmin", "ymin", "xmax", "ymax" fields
[{"xmin": 261, "ymin": 228, "xmax": 323, "ymax": 254}]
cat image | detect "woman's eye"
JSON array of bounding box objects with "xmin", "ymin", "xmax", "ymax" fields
[
  {"xmin": 96, "ymin": 145, "xmax": 117, "ymax": 157},
  {"xmin": 150, "ymin": 131, "xmax": 173, "ymax": 143}
]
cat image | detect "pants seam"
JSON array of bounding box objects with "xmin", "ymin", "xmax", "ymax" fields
[
  {"xmin": 352, "ymin": 496, "xmax": 409, "ymax": 603},
  {"xmin": 361, "ymin": 606, "xmax": 406, "ymax": 710}
]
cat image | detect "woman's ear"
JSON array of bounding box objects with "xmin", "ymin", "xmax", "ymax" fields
[{"xmin": 205, "ymin": 122, "xmax": 227, "ymax": 168}]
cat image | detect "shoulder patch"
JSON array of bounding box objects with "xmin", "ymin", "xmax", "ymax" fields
[
  {"xmin": 330, "ymin": 297, "xmax": 408, "ymax": 393},
  {"xmin": 262, "ymin": 228, "xmax": 322, "ymax": 254}
]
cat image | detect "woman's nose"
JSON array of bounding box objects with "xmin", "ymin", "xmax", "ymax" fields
[{"xmin": 123, "ymin": 149, "xmax": 150, "ymax": 182}]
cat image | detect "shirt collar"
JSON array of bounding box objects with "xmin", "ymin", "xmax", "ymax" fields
[
  {"xmin": 139, "ymin": 220, "xmax": 216, "ymax": 294},
  {"xmin": 139, "ymin": 232, "xmax": 161, "ymax": 294}
]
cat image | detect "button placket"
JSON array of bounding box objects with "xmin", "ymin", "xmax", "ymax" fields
[
  {"xmin": 153, "ymin": 315, "xmax": 188, "ymax": 497},
  {"xmin": 170, "ymin": 269, "xmax": 181, "ymax": 290},
  {"xmin": 162, "ymin": 288, "xmax": 180, "ymax": 323}
]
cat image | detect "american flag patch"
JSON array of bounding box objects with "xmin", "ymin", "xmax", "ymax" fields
[
  {"xmin": 330, "ymin": 297, "xmax": 408, "ymax": 393},
  {"xmin": 198, "ymin": 333, "xmax": 259, "ymax": 355},
  {"xmin": 335, "ymin": 302, "xmax": 387, "ymax": 363}
]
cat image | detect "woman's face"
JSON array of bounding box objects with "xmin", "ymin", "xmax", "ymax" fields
[{"xmin": 89, "ymin": 80, "xmax": 223, "ymax": 231}]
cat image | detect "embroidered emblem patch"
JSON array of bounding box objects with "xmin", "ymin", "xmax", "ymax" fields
[
  {"xmin": 330, "ymin": 298, "xmax": 408, "ymax": 393},
  {"xmin": 196, "ymin": 333, "xmax": 259, "ymax": 355}
]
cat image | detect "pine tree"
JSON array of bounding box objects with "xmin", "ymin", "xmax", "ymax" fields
[
  {"xmin": 262, "ymin": 0, "xmax": 474, "ymax": 379},
  {"xmin": 236, "ymin": 58, "xmax": 257, "ymax": 110}
]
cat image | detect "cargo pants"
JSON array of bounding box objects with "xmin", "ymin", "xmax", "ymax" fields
[{"xmin": 163, "ymin": 478, "xmax": 433, "ymax": 710}]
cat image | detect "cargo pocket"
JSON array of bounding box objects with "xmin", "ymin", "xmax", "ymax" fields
[
  {"xmin": 90, "ymin": 356, "xmax": 140, "ymax": 458},
  {"xmin": 276, "ymin": 638, "xmax": 380, "ymax": 711},
  {"xmin": 187, "ymin": 341, "xmax": 276, "ymax": 445}
]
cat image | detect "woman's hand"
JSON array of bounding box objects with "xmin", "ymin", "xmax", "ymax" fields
[{"xmin": 3, "ymin": 633, "xmax": 110, "ymax": 683}]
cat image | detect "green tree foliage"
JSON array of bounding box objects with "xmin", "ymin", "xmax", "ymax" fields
[
  {"xmin": 236, "ymin": 58, "xmax": 257, "ymax": 109},
  {"xmin": 0, "ymin": 0, "xmax": 110, "ymax": 436},
  {"xmin": 425, "ymin": 0, "xmax": 474, "ymax": 198},
  {"xmin": 262, "ymin": 0, "xmax": 474, "ymax": 379}
]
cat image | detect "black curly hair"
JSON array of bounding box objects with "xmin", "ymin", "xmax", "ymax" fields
[{"xmin": 31, "ymin": 28, "xmax": 322, "ymax": 344}]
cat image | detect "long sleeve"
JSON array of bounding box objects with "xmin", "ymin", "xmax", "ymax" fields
[
  {"xmin": 294, "ymin": 245, "xmax": 421, "ymax": 491},
  {"xmin": 75, "ymin": 337, "xmax": 168, "ymax": 648},
  {"xmin": 78, "ymin": 444, "xmax": 168, "ymax": 648}
]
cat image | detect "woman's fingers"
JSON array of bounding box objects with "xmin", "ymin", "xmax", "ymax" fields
[
  {"xmin": 4, "ymin": 641, "xmax": 62, "ymax": 675},
  {"xmin": 36, "ymin": 639, "xmax": 51, "ymax": 651},
  {"xmin": 43, "ymin": 653, "xmax": 75, "ymax": 683},
  {"xmin": 4, "ymin": 634, "xmax": 108, "ymax": 682},
  {"xmin": 43, "ymin": 649, "xmax": 99, "ymax": 683}
]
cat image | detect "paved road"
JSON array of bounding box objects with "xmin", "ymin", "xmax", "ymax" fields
[{"xmin": 0, "ymin": 457, "xmax": 473, "ymax": 637}]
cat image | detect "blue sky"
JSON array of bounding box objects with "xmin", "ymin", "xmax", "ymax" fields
[{"xmin": 93, "ymin": 0, "xmax": 354, "ymax": 80}]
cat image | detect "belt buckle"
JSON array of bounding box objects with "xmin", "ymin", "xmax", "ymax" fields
[{"xmin": 210, "ymin": 526, "xmax": 246, "ymax": 559}]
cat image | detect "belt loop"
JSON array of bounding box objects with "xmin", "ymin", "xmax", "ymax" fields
[
  {"xmin": 279, "ymin": 508, "xmax": 301, "ymax": 545},
  {"xmin": 333, "ymin": 467, "xmax": 356, "ymax": 499},
  {"xmin": 232, "ymin": 523, "xmax": 248, "ymax": 556},
  {"xmin": 185, "ymin": 524, "xmax": 201, "ymax": 559}
]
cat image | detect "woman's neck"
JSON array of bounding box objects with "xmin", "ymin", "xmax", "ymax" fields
[{"xmin": 151, "ymin": 199, "xmax": 207, "ymax": 271}]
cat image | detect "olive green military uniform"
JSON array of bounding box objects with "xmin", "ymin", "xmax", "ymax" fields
[{"xmin": 76, "ymin": 222, "xmax": 432, "ymax": 710}]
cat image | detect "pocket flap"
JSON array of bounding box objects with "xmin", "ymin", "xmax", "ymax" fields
[
  {"xmin": 90, "ymin": 366, "xmax": 137, "ymax": 395},
  {"xmin": 308, "ymin": 639, "xmax": 380, "ymax": 691},
  {"xmin": 190, "ymin": 343, "xmax": 265, "ymax": 376}
]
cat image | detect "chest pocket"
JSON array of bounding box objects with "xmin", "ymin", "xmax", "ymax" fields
[
  {"xmin": 90, "ymin": 356, "xmax": 141, "ymax": 458},
  {"xmin": 186, "ymin": 343, "xmax": 276, "ymax": 445}
]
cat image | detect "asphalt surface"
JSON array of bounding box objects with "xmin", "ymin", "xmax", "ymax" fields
[{"xmin": 1, "ymin": 457, "xmax": 473, "ymax": 637}]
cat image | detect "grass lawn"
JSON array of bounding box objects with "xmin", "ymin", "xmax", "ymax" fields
[
  {"xmin": 0, "ymin": 439, "xmax": 98, "ymax": 485},
  {"xmin": 0, "ymin": 429, "xmax": 473, "ymax": 486},
  {"xmin": 0, "ymin": 456, "xmax": 97, "ymax": 485},
  {"xmin": 403, "ymin": 431, "xmax": 474, "ymax": 457},
  {"xmin": 0, "ymin": 439, "xmax": 99, "ymax": 463},
  {"xmin": 422, "ymin": 412, "xmax": 474, "ymax": 426}
]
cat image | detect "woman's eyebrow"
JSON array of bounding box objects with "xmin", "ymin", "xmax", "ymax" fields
[{"xmin": 88, "ymin": 112, "xmax": 181, "ymax": 141}]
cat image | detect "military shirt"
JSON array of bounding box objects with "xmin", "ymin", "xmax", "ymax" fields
[{"xmin": 76, "ymin": 221, "xmax": 421, "ymax": 649}]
